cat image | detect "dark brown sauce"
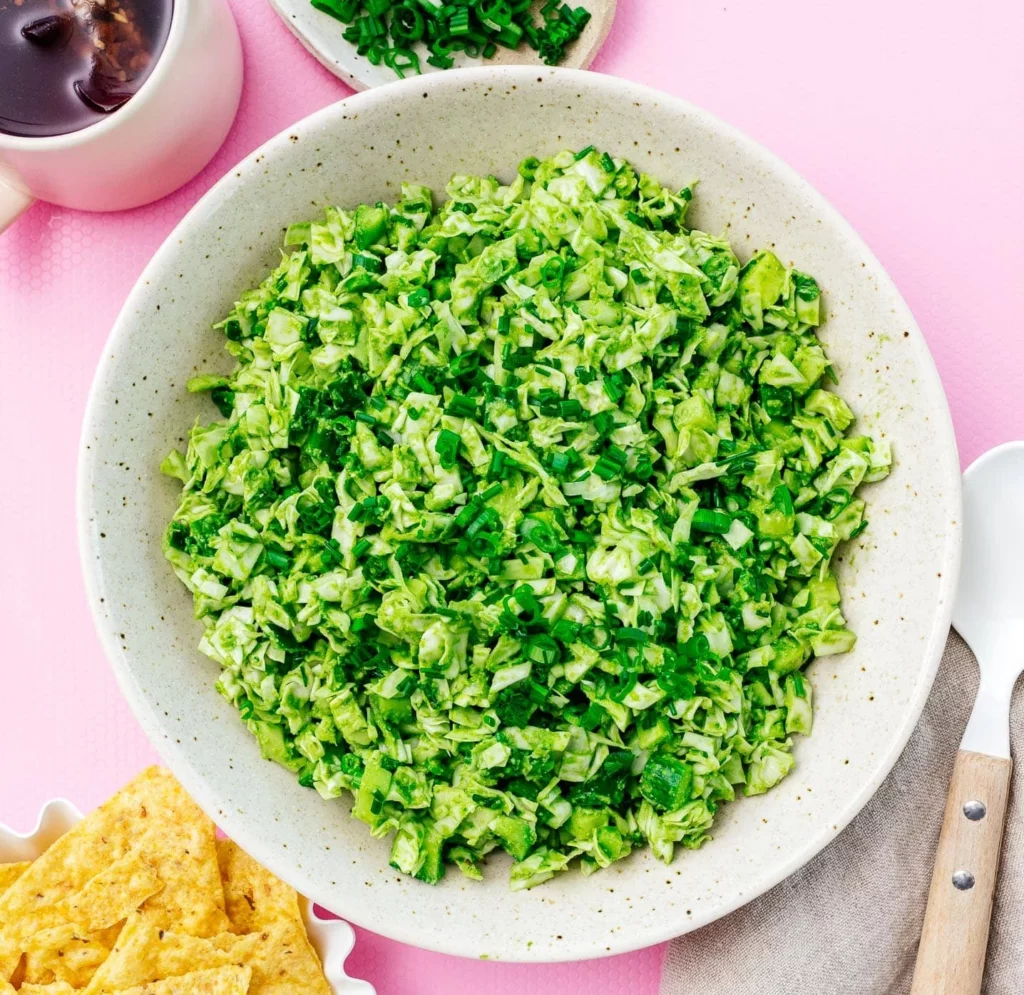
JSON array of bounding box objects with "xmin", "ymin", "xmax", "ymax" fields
[{"xmin": 0, "ymin": 0, "xmax": 174, "ymax": 138}]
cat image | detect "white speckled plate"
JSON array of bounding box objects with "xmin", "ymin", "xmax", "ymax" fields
[
  {"xmin": 267, "ymin": 0, "xmax": 616, "ymax": 91},
  {"xmin": 0, "ymin": 800, "xmax": 375, "ymax": 995},
  {"xmin": 78, "ymin": 67, "xmax": 961, "ymax": 962}
]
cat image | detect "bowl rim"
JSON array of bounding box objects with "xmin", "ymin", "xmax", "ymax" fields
[{"xmin": 78, "ymin": 64, "xmax": 962, "ymax": 961}]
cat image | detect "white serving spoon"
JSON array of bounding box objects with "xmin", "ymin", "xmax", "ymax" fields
[
  {"xmin": 911, "ymin": 441, "xmax": 1024, "ymax": 994},
  {"xmin": 267, "ymin": 0, "xmax": 617, "ymax": 91}
]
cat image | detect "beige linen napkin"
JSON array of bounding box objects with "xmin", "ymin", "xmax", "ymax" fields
[{"xmin": 661, "ymin": 631, "xmax": 1024, "ymax": 995}]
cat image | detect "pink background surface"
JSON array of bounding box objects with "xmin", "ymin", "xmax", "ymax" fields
[{"xmin": 1, "ymin": 1, "xmax": 1022, "ymax": 991}]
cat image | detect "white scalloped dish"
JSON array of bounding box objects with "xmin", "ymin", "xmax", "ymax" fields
[{"xmin": 0, "ymin": 800, "xmax": 375, "ymax": 995}]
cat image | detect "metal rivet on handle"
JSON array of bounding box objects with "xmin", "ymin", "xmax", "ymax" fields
[
  {"xmin": 952, "ymin": 870, "xmax": 976, "ymax": 891},
  {"xmin": 963, "ymin": 800, "xmax": 986, "ymax": 821}
]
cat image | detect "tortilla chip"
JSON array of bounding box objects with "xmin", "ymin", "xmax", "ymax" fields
[
  {"xmin": 84, "ymin": 913, "xmax": 329, "ymax": 995},
  {"xmin": 20, "ymin": 982, "xmax": 77, "ymax": 995},
  {"xmin": 20, "ymin": 924, "xmax": 113, "ymax": 988},
  {"xmin": 0, "ymin": 767, "xmax": 228, "ymax": 980},
  {"xmin": 95, "ymin": 922, "xmax": 127, "ymax": 950},
  {"xmin": 81, "ymin": 914, "xmax": 235, "ymax": 995},
  {"xmin": 0, "ymin": 862, "xmax": 30, "ymax": 899},
  {"xmin": 216, "ymin": 841, "xmax": 300, "ymax": 933},
  {"xmin": 231, "ymin": 918, "xmax": 329, "ymax": 995},
  {"xmin": 112, "ymin": 966, "xmax": 251, "ymax": 995},
  {"xmin": 60, "ymin": 850, "xmax": 164, "ymax": 932}
]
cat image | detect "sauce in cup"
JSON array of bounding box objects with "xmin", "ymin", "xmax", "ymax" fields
[{"xmin": 0, "ymin": 0, "xmax": 174, "ymax": 138}]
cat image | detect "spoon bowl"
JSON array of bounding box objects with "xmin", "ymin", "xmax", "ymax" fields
[{"xmin": 953, "ymin": 441, "xmax": 1024, "ymax": 759}]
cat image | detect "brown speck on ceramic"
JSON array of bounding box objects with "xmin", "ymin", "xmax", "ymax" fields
[{"xmin": 78, "ymin": 66, "xmax": 960, "ymax": 964}]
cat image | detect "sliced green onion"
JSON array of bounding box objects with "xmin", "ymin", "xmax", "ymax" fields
[
  {"xmin": 692, "ymin": 508, "xmax": 733, "ymax": 535},
  {"xmin": 602, "ymin": 374, "xmax": 625, "ymax": 402},
  {"xmin": 551, "ymin": 618, "xmax": 582, "ymax": 643},
  {"xmin": 264, "ymin": 547, "xmax": 290, "ymax": 570},
  {"xmin": 446, "ymin": 394, "xmax": 479, "ymax": 418},
  {"xmin": 486, "ymin": 449, "xmax": 505, "ymax": 480},
  {"xmin": 390, "ymin": 3, "xmax": 424, "ymax": 41},
  {"xmin": 525, "ymin": 634, "xmax": 560, "ymax": 666}
]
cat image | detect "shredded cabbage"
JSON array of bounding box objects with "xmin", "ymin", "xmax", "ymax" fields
[{"xmin": 163, "ymin": 148, "xmax": 891, "ymax": 887}]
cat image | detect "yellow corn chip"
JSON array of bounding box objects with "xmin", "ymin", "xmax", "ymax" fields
[
  {"xmin": 0, "ymin": 767, "xmax": 228, "ymax": 981},
  {"xmin": 0, "ymin": 863, "xmax": 30, "ymax": 899},
  {"xmin": 216, "ymin": 841, "xmax": 300, "ymax": 933},
  {"xmin": 84, "ymin": 913, "xmax": 329, "ymax": 995},
  {"xmin": 231, "ymin": 919, "xmax": 330, "ymax": 995},
  {"xmin": 111, "ymin": 965, "xmax": 251, "ymax": 995},
  {"xmin": 81, "ymin": 914, "xmax": 235, "ymax": 995},
  {"xmin": 60, "ymin": 850, "xmax": 164, "ymax": 932},
  {"xmin": 95, "ymin": 922, "xmax": 126, "ymax": 950},
  {"xmin": 20, "ymin": 924, "xmax": 113, "ymax": 988},
  {"xmin": 19, "ymin": 982, "xmax": 77, "ymax": 995}
]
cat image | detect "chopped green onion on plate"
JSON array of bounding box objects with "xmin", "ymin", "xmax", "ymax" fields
[{"xmin": 308, "ymin": 0, "xmax": 592, "ymax": 77}]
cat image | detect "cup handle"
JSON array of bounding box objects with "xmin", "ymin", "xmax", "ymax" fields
[{"xmin": 0, "ymin": 175, "xmax": 34, "ymax": 233}]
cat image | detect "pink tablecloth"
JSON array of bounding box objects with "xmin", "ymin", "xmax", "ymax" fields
[{"xmin": 1, "ymin": 1, "xmax": 1022, "ymax": 991}]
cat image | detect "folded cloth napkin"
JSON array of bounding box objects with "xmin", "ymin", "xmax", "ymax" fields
[{"xmin": 661, "ymin": 631, "xmax": 1024, "ymax": 995}]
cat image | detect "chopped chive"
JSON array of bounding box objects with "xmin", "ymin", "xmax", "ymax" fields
[
  {"xmin": 592, "ymin": 410, "xmax": 616, "ymax": 436},
  {"xmin": 264, "ymin": 548, "xmax": 290, "ymax": 570},
  {"xmin": 446, "ymin": 394, "xmax": 478, "ymax": 418},
  {"xmin": 486, "ymin": 449, "xmax": 505, "ymax": 480},
  {"xmin": 352, "ymin": 252, "xmax": 383, "ymax": 272},
  {"xmin": 469, "ymin": 532, "xmax": 500, "ymax": 557},
  {"xmin": 602, "ymin": 374, "xmax": 625, "ymax": 402},
  {"xmin": 615, "ymin": 627, "xmax": 648, "ymax": 645},
  {"xmin": 551, "ymin": 618, "xmax": 582, "ymax": 643},
  {"xmin": 541, "ymin": 257, "xmax": 564, "ymax": 289},
  {"xmin": 604, "ymin": 445, "xmax": 628, "ymax": 467},
  {"xmin": 692, "ymin": 508, "xmax": 733, "ymax": 534},
  {"xmin": 592, "ymin": 457, "xmax": 619, "ymax": 481},
  {"xmin": 454, "ymin": 501, "xmax": 480, "ymax": 529}
]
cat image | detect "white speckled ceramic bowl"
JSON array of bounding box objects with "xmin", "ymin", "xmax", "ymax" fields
[{"xmin": 79, "ymin": 67, "xmax": 961, "ymax": 962}]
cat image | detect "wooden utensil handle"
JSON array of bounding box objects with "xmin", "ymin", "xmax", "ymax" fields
[{"xmin": 911, "ymin": 750, "xmax": 1012, "ymax": 995}]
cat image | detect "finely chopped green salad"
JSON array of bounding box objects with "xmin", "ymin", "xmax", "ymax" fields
[{"xmin": 162, "ymin": 148, "xmax": 891, "ymax": 889}]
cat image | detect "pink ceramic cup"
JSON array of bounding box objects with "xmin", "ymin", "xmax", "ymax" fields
[{"xmin": 0, "ymin": 0, "xmax": 242, "ymax": 231}]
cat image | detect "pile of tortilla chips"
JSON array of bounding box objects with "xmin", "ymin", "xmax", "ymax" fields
[{"xmin": 0, "ymin": 768, "xmax": 332, "ymax": 995}]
